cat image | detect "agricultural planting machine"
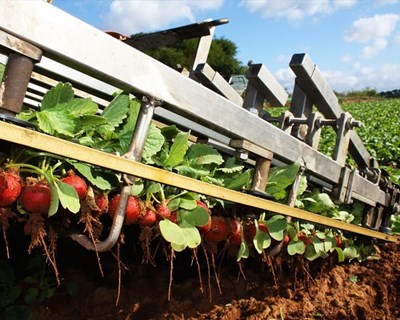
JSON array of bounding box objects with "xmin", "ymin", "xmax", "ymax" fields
[{"xmin": 0, "ymin": 0, "xmax": 399, "ymax": 263}]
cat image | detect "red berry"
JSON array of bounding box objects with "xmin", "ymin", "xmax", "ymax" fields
[
  {"xmin": 229, "ymin": 219, "xmax": 242, "ymax": 245},
  {"xmin": 244, "ymin": 221, "xmax": 267, "ymax": 243},
  {"xmin": 94, "ymin": 192, "xmax": 108, "ymax": 213},
  {"xmin": 138, "ymin": 208, "xmax": 157, "ymax": 226},
  {"xmin": 108, "ymin": 194, "xmax": 142, "ymax": 225},
  {"xmin": 19, "ymin": 182, "xmax": 51, "ymax": 214},
  {"xmin": 335, "ymin": 235, "xmax": 343, "ymax": 248},
  {"xmin": 203, "ymin": 216, "xmax": 228, "ymax": 243},
  {"xmin": 168, "ymin": 211, "xmax": 179, "ymax": 224},
  {"xmin": 0, "ymin": 171, "xmax": 22, "ymax": 207},
  {"xmin": 156, "ymin": 203, "xmax": 171, "ymax": 220},
  {"xmin": 61, "ymin": 171, "xmax": 87, "ymax": 200}
]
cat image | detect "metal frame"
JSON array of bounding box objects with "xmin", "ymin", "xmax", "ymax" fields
[{"xmin": 0, "ymin": 0, "xmax": 398, "ymax": 241}]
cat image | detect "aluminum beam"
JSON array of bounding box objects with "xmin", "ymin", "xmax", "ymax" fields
[{"xmin": 0, "ymin": 0, "xmax": 386, "ymax": 206}]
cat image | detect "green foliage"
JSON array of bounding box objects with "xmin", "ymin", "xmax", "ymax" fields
[{"xmin": 141, "ymin": 37, "xmax": 245, "ymax": 76}]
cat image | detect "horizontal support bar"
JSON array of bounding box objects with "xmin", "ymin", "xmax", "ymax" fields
[{"xmin": 0, "ymin": 122, "xmax": 397, "ymax": 243}]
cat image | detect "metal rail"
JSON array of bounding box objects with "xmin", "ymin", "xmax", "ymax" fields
[
  {"xmin": 0, "ymin": 121, "xmax": 397, "ymax": 243},
  {"xmin": 0, "ymin": 0, "xmax": 388, "ymax": 207}
]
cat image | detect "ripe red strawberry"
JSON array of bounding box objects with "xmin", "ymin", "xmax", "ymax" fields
[
  {"xmin": 0, "ymin": 171, "xmax": 23, "ymax": 207},
  {"xmin": 203, "ymin": 216, "xmax": 228, "ymax": 243},
  {"xmin": 19, "ymin": 182, "xmax": 51, "ymax": 214},
  {"xmin": 94, "ymin": 192, "xmax": 108, "ymax": 214},
  {"xmin": 138, "ymin": 208, "xmax": 157, "ymax": 226},
  {"xmin": 61, "ymin": 170, "xmax": 87, "ymax": 200},
  {"xmin": 108, "ymin": 194, "xmax": 142, "ymax": 225}
]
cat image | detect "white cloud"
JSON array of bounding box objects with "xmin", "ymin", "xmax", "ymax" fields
[
  {"xmin": 103, "ymin": 0, "xmax": 223, "ymax": 34},
  {"xmin": 321, "ymin": 62, "xmax": 400, "ymax": 92},
  {"xmin": 341, "ymin": 53, "xmax": 353, "ymax": 62},
  {"xmin": 394, "ymin": 34, "xmax": 400, "ymax": 45},
  {"xmin": 275, "ymin": 67, "xmax": 296, "ymax": 91},
  {"xmin": 360, "ymin": 38, "xmax": 388, "ymax": 59},
  {"xmin": 343, "ymin": 14, "xmax": 400, "ymax": 43},
  {"xmin": 243, "ymin": 0, "xmax": 356, "ymax": 22}
]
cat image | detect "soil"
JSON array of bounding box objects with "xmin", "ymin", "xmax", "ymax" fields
[{"xmin": 17, "ymin": 229, "xmax": 399, "ymax": 320}]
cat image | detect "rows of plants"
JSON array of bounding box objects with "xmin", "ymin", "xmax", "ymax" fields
[{"xmin": 0, "ymin": 83, "xmax": 392, "ymax": 317}]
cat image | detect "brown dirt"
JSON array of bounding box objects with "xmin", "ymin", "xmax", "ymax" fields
[{"xmin": 23, "ymin": 234, "xmax": 400, "ymax": 320}]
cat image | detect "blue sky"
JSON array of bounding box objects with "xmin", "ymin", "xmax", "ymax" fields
[{"xmin": 52, "ymin": 0, "xmax": 400, "ymax": 93}]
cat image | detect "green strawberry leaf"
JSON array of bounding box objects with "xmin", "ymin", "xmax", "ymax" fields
[
  {"xmin": 164, "ymin": 131, "xmax": 190, "ymax": 168},
  {"xmin": 64, "ymin": 98, "xmax": 99, "ymax": 116},
  {"xmin": 41, "ymin": 82, "xmax": 74, "ymax": 110},
  {"xmin": 36, "ymin": 109, "xmax": 75, "ymax": 137},
  {"xmin": 186, "ymin": 144, "xmax": 224, "ymax": 166},
  {"xmin": 69, "ymin": 161, "xmax": 120, "ymax": 191},
  {"xmin": 142, "ymin": 124, "xmax": 165, "ymax": 164}
]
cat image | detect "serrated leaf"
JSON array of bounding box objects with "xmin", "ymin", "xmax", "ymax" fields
[
  {"xmin": 266, "ymin": 163, "xmax": 300, "ymax": 200},
  {"xmin": 77, "ymin": 115, "xmax": 107, "ymax": 131},
  {"xmin": 41, "ymin": 82, "xmax": 74, "ymax": 110},
  {"xmin": 180, "ymin": 206, "xmax": 209, "ymax": 227},
  {"xmin": 69, "ymin": 162, "xmax": 119, "ymax": 190},
  {"xmin": 36, "ymin": 109, "xmax": 75, "ymax": 137},
  {"xmin": 287, "ymin": 240, "xmax": 306, "ymax": 255},
  {"xmin": 186, "ymin": 144, "xmax": 224, "ymax": 166},
  {"xmin": 142, "ymin": 124, "xmax": 165, "ymax": 164},
  {"xmin": 56, "ymin": 181, "xmax": 80, "ymax": 214},
  {"xmin": 164, "ymin": 131, "xmax": 190, "ymax": 168},
  {"xmin": 175, "ymin": 165, "xmax": 210, "ymax": 178},
  {"xmin": 304, "ymin": 189, "xmax": 335, "ymax": 213},
  {"xmin": 225, "ymin": 170, "xmax": 252, "ymax": 190},
  {"xmin": 159, "ymin": 219, "xmax": 185, "ymax": 245},
  {"xmin": 96, "ymin": 93, "xmax": 130, "ymax": 136},
  {"xmin": 217, "ymin": 157, "xmax": 244, "ymax": 173},
  {"xmin": 161, "ymin": 125, "xmax": 181, "ymax": 140},
  {"xmin": 65, "ymin": 98, "xmax": 99, "ymax": 116}
]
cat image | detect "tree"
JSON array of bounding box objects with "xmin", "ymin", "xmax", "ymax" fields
[{"xmin": 138, "ymin": 36, "xmax": 246, "ymax": 77}]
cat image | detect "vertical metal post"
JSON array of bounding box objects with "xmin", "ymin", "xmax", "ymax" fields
[
  {"xmin": 70, "ymin": 96, "xmax": 159, "ymax": 252},
  {"xmin": 0, "ymin": 53, "xmax": 37, "ymax": 115}
]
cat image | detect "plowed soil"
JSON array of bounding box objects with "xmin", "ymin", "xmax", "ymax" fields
[{"xmin": 26, "ymin": 233, "xmax": 400, "ymax": 320}]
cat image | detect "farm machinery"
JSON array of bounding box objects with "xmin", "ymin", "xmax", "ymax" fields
[{"xmin": 0, "ymin": 0, "xmax": 399, "ymax": 263}]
